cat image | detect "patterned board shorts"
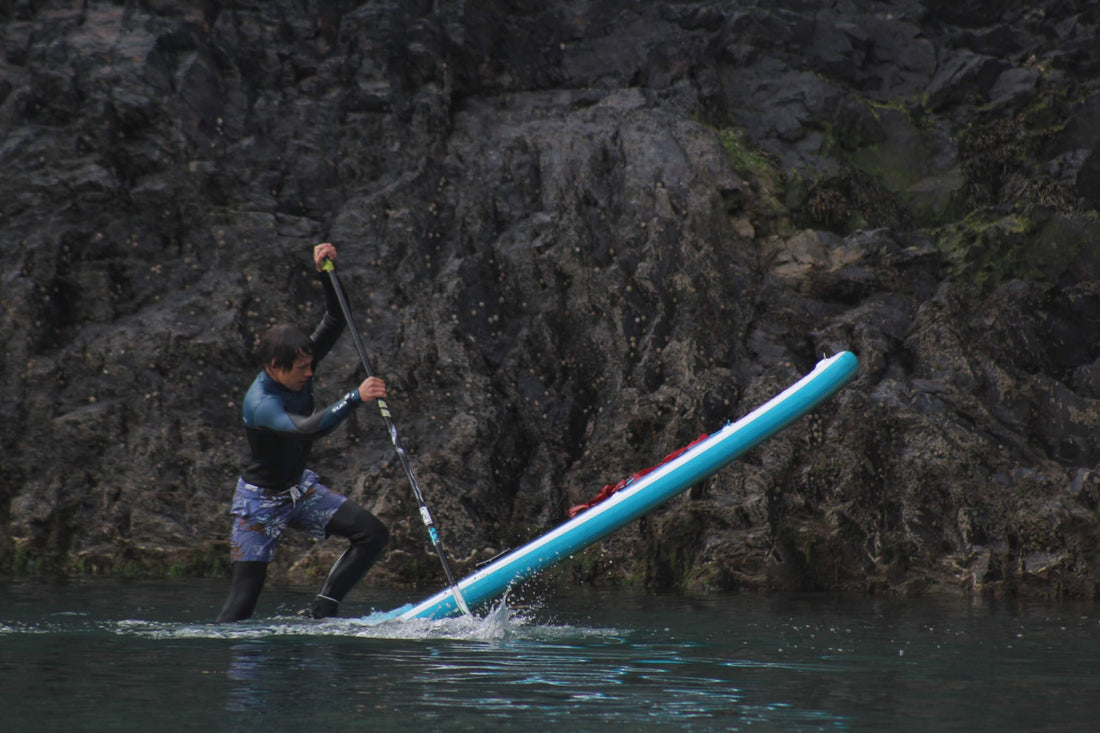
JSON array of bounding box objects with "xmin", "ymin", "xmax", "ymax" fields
[{"xmin": 228, "ymin": 469, "xmax": 348, "ymax": 563}]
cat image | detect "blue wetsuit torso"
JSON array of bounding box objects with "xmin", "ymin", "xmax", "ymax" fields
[{"xmin": 240, "ymin": 275, "xmax": 363, "ymax": 490}]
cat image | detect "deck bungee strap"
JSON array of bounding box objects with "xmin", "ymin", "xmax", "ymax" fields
[{"xmin": 568, "ymin": 433, "xmax": 710, "ymax": 517}]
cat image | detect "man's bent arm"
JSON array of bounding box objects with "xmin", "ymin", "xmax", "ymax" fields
[
  {"xmin": 309, "ymin": 274, "xmax": 346, "ymax": 365},
  {"xmin": 251, "ymin": 390, "xmax": 363, "ymax": 437}
]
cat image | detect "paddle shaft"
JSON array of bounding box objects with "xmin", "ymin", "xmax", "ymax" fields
[{"xmin": 321, "ymin": 258, "xmax": 471, "ymax": 616}]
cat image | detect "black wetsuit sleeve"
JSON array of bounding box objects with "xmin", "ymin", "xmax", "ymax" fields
[
  {"xmin": 285, "ymin": 390, "xmax": 365, "ymax": 438},
  {"xmin": 310, "ymin": 273, "xmax": 346, "ymax": 365},
  {"xmin": 248, "ymin": 388, "xmax": 363, "ymax": 436}
]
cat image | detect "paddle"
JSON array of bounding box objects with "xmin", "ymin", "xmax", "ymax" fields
[{"xmin": 322, "ymin": 257, "xmax": 473, "ymax": 617}]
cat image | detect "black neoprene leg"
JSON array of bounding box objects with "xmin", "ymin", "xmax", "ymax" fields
[
  {"xmin": 309, "ymin": 500, "xmax": 389, "ymax": 618},
  {"xmin": 217, "ymin": 560, "xmax": 268, "ymax": 622}
]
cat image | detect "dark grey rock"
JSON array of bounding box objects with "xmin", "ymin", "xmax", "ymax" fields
[{"xmin": 2, "ymin": 0, "xmax": 1100, "ymax": 600}]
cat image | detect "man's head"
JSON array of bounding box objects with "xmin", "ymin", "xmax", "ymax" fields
[{"xmin": 260, "ymin": 324, "xmax": 314, "ymax": 391}]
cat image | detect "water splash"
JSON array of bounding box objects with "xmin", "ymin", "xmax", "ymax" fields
[{"xmin": 109, "ymin": 595, "xmax": 619, "ymax": 643}]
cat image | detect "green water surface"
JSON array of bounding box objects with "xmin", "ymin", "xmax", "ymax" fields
[{"xmin": 2, "ymin": 578, "xmax": 1097, "ymax": 732}]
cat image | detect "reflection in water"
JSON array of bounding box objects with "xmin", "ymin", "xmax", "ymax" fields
[
  {"xmin": 204, "ymin": 604, "xmax": 839, "ymax": 729},
  {"xmin": 2, "ymin": 580, "xmax": 1098, "ymax": 731},
  {"xmin": 225, "ymin": 642, "xmax": 273, "ymax": 713}
]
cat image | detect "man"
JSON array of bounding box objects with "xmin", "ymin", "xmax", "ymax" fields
[{"xmin": 217, "ymin": 242, "xmax": 389, "ymax": 622}]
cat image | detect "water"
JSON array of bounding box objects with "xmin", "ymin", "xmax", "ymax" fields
[{"xmin": 2, "ymin": 578, "xmax": 1098, "ymax": 732}]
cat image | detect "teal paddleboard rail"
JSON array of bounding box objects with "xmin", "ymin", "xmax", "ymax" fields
[{"xmin": 392, "ymin": 351, "xmax": 859, "ymax": 620}]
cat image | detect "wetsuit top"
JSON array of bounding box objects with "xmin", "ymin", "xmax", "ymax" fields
[{"xmin": 240, "ymin": 275, "xmax": 363, "ymax": 490}]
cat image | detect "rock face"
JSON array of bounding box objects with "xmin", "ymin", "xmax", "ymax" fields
[{"xmin": 3, "ymin": 0, "xmax": 1100, "ymax": 599}]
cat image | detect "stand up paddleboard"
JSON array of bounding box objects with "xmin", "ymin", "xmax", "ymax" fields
[{"xmin": 381, "ymin": 351, "xmax": 858, "ymax": 621}]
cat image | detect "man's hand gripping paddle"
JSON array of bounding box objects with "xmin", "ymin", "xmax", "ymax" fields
[{"xmin": 322, "ymin": 257, "xmax": 472, "ymax": 617}]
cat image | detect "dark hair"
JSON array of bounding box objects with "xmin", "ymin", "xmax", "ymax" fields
[{"xmin": 259, "ymin": 323, "xmax": 314, "ymax": 371}]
